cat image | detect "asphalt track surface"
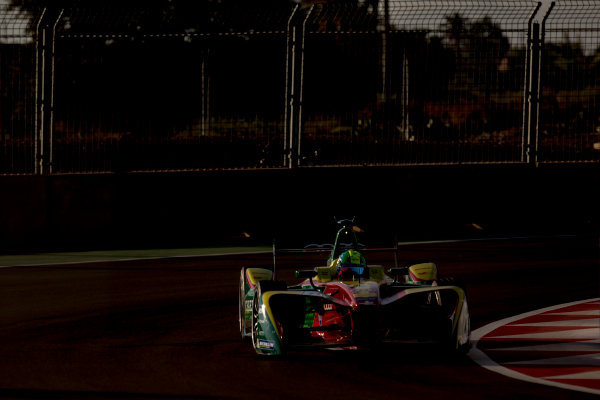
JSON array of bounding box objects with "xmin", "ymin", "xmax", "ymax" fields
[{"xmin": 1, "ymin": 236, "xmax": 599, "ymax": 399}]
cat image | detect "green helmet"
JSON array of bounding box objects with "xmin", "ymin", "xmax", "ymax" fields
[{"xmin": 336, "ymin": 250, "xmax": 366, "ymax": 279}]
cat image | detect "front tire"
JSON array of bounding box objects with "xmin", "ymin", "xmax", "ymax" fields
[
  {"xmin": 251, "ymin": 280, "xmax": 287, "ymax": 355},
  {"xmin": 238, "ymin": 267, "xmax": 249, "ymax": 340},
  {"xmin": 251, "ymin": 285, "xmax": 261, "ymax": 351}
]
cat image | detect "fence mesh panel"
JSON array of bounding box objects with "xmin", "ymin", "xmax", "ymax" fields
[
  {"xmin": 52, "ymin": 5, "xmax": 292, "ymax": 173},
  {"xmin": 297, "ymin": 0, "xmax": 536, "ymax": 166},
  {"xmin": 392, "ymin": 0, "xmax": 535, "ymax": 165},
  {"xmin": 1, "ymin": 1, "xmax": 600, "ymax": 174},
  {"xmin": 539, "ymin": 0, "xmax": 600, "ymax": 163},
  {"xmin": 0, "ymin": 4, "xmax": 39, "ymax": 174}
]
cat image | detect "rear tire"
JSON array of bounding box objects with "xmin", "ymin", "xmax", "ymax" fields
[{"xmin": 446, "ymin": 298, "xmax": 471, "ymax": 357}]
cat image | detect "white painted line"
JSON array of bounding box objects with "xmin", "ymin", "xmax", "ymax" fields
[
  {"xmin": 398, "ymin": 234, "xmax": 578, "ymax": 246},
  {"xmin": 470, "ymin": 298, "xmax": 600, "ymax": 341},
  {"xmin": 0, "ymin": 234, "xmax": 580, "ymax": 268},
  {"xmin": 497, "ymin": 339, "xmax": 600, "ymax": 352},
  {"xmin": 0, "ymin": 249, "xmax": 272, "ymax": 268},
  {"xmin": 469, "ymin": 298, "xmax": 600, "ymax": 396},
  {"xmin": 547, "ymin": 310, "xmax": 600, "ymax": 316},
  {"xmin": 505, "ymin": 353, "xmax": 600, "ymax": 366},
  {"xmin": 546, "ymin": 370, "xmax": 600, "ymax": 380},
  {"xmin": 484, "ymin": 328, "xmax": 599, "ymax": 342},
  {"xmin": 469, "ymin": 345, "xmax": 598, "ymax": 394},
  {"xmin": 510, "ymin": 319, "xmax": 600, "ymax": 327}
]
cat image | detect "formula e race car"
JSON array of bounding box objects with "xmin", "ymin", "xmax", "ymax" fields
[{"xmin": 238, "ymin": 219, "xmax": 470, "ymax": 356}]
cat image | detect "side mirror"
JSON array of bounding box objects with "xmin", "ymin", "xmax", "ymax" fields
[
  {"xmin": 295, "ymin": 270, "xmax": 316, "ymax": 279},
  {"xmin": 387, "ymin": 267, "xmax": 409, "ymax": 282},
  {"xmin": 295, "ymin": 269, "xmax": 322, "ymax": 291}
]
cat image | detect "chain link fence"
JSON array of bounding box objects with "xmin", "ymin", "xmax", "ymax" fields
[
  {"xmin": 51, "ymin": 4, "xmax": 291, "ymax": 173},
  {"xmin": 1, "ymin": 1, "xmax": 599, "ymax": 174},
  {"xmin": 294, "ymin": 0, "xmax": 536, "ymax": 166},
  {"xmin": 539, "ymin": 0, "xmax": 600, "ymax": 163},
  {"xmin": 0, "ymin": 3, "xmax": 38, "ymax": 174}
]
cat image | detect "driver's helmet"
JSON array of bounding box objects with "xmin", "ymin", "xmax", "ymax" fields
[{"xmin": 336, "ymin": 250, "xmax": 366, "ymax": 279}]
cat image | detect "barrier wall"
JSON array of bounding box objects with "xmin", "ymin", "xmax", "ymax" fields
[{"xmin": 1, "ymin": 165, "xmax": 598, "ymax": 253}]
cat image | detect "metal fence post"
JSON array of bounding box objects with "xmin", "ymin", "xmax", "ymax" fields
[
  {"xmin": 284, "ymin": 5, "xmax": 312, "ymax": 168},
  {"xmin": 525, "ymin": 20, "xmax": 541, "ymax": 166},
  {"xmin": 284, "ymin": 6, "xmax": 298, "ymax": 168},
  {"xmin": 523, "ymin": 1, "xmax": 554, "ymax": 166},
  {"xmin": 35, "ymin": 7, "xmax": 62, "ymax": 175},
  {"xmin": 34, "ymin": 8, "xmax": 46, "ymax": 175},
  {"xmin": 379, "ymin": 0, "xmax": 391, "ymax": 137}
]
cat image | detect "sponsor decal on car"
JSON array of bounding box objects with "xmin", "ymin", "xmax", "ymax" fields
[
  {"xmin": 354, "ymin": 290, "xmax": 377, "ymax": 300},
  {"xmin": 245, "ymin": 300, "xmax": 253, "ymax": 311},
  {"xmin": 358, "ymin": 299, "xmax": 377, "ymax": 305},
  {"xmin": 257, "ymin": 339, "xmax": 275, "ymax": 350}
]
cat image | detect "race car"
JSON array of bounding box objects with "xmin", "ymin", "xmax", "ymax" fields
[{"xmin": 238, "ymin": 218, "xmax": 470, "ymax": 356}]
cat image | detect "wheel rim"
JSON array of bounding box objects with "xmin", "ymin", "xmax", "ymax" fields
[{"xmin": 252, "ymin": 290, "xmax": 260, "ymax": 349}]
